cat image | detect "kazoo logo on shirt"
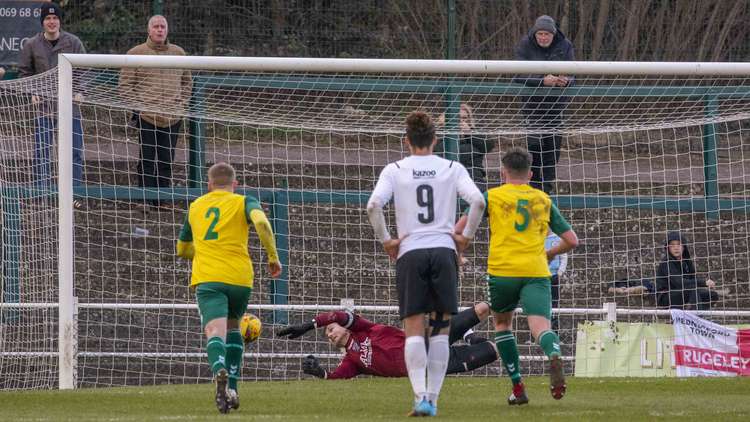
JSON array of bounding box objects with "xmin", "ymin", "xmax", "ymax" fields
[{"xmin": 412, "ymin": 169, "xmax": 437, "ymax": 179}]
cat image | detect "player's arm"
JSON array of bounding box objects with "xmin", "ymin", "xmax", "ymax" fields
[
  {"xmin": 366, "ymin": 164, "xmax": 395, "ymax": 243},
  {"xmin": 245, "ymin": 196, "xmax": 282, "ymax": 278},
  {"xmin": 546, "ymin": 204, "xmax": 579, "ymax": 261},
  {"xmin": 557, "ymin": 251, "xmax": 569, "ymax": 276},
  {"xmin": 316, "ymin": 311, "xmax": 377, "ymax": 333},
  {"xmin": 278, "ymin": 310, "xmax": 372, "ymax": 339},
  {"xmin": 176, "ymin": 216, "xmax": 194, "ymax": 259},
  {"xmin": 455, "ymin": 169, "xmax": 486, "ymax": 239},
  {"xmin": 367, "ymin": 165, "xmax": 398, "ymax": 259},
  {"xmin": 453, "ymin": 189, "xmax": 487, "ymax": 256},
  {"xmin": 326, "ymin": 358, "xmax": 360, "ymax": 380}
]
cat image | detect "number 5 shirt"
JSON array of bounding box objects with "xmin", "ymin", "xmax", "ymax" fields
[
  {"xmin": 484, "ymin": 183, "xmax": 571, "ymax": 277},
  {"xmin": 369, "ymin": 155, "xmax": 481, "ymax": 259}
]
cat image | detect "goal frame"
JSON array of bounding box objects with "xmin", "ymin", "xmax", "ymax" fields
[{"xmin": 56, "ymin": 54, "xmax": 750, "ymax": 389}]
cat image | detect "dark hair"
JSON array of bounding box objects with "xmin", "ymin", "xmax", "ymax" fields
[
  {"xmin": 405, "ymin": 111, "xmax": 435, "ymax": 149},
  {"xmin": 208, "ymin": 162, "xmax": 236, "ymax": 187},
  {"xmin": 501, "ymin": 147, "xmax": 532, "ymax": 176}
]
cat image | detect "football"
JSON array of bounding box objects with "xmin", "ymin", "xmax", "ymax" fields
[{"xmin": 240, "ymin": 313, "xmax": 262, "ymax": 343}]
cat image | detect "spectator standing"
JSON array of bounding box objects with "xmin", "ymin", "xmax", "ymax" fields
[
  {"xmin": 436, "ymin": 103, "xmax": 497, "ymax": 192},
  {"xmin": 513, "ymin": 15, "xmax": 574, "ymax": 194},
  {"xmin": 119, "ymin": 15, "xmax": 192, "ymax": 208},
  {"xmin": 19, "ymin": 2, "xmax": 86, "ymax": 206}
]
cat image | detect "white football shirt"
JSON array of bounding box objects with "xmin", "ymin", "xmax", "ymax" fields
[{"xmin": 369, "ymin": 155, "xmax": 481, "ymax": 258}]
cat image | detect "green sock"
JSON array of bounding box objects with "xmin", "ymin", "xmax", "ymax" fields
[
  {"xmin": 538, "ymin": 330, "xmax": 562, "ymax": 358},
  {"xmin": 206, "ymin": 336, "xmax": 227, "ymax": 375},
  {"xmin": 225, "ymin": 329, "xmax": 244, "ymax": 390},
  {"xmin": 495, "ymin": 331, "xmax": 522, "ymax": 385}
]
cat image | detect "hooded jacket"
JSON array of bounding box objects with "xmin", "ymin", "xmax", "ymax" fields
[
  {"xmin": 655, "ymin": 232, "xmax": 706, "ymax": 294},
  {"xmin": 512, "ymin": 23, "xmax": 575, "ymax": 122}
]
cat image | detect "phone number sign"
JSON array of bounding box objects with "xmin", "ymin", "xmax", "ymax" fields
[{"xmin": 0, "ymin": 1, "xmax": 46, "ymax": 65}]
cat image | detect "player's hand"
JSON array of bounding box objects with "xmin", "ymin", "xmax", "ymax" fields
[
  {"xmin": 452, "ymin": 233, "xmax": 471, "ymax": 256},
  {"xmin": 456, "ymin": 253, "xmax": 468, "ymax": 266},
  {"xmin": 383, "ymin": 238, "xmax": 401, "ymax": 261},
  {"xmin": 268, "ymin": 261, "xmax": 282, "ymax": 278},
  {"xmin": 277, "ymin": 321, "xmax": 315, "ymax": 339},
  {"xmin": 556, "ymin": 75, "xmax": 570, "ymax": 87},
  {"xmin": 31, "ymin": 95, "xmax": 41, "ymax": 105},
  {"xmin": 302, "ymin": 355, "xmax": 327, "ymax": 378},
  {"xmin": 705, "ymin": 279, "xmax": 716, "ymax": 289}
]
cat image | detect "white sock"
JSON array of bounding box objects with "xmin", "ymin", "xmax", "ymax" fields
[
  {"xmin": 426, "ymin": 334, "xmax": 449, "ymax": 404},
  {"xmin": 404, "ymin": 335, "xmax": 427, "ymax": 402}
]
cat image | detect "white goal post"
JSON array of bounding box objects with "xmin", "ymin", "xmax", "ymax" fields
[{"xmin": 4, "ymin": 54, "xmax": 750, "ymax": 390}]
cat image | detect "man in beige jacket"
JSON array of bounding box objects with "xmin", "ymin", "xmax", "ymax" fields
[{"xmin": 120, "ymin": 15, "xmax": 192, "ymax": 207}]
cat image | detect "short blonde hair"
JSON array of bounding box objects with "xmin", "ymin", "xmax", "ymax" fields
[{"xmin": 208, "ymin": 162, "xmax": 236, "ymax": 187}]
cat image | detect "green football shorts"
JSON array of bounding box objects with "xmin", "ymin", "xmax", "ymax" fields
[
  {"xmin": 195, "ymin": 282, "xmax": 253, "ymax": 328},
  {"xmin": 486, "ymin": 275, "xmax": 552, "ymax": 319}
]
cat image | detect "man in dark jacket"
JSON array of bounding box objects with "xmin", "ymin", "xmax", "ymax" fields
[
  {"xmin": 655, "ymin": 231, "xmax": 719, "ymax": 310},
  {"xmin": 19, "ymin": 3, "xmax": 86, "ymax": 204},
  {"xmin": 513, "ymin": 15, "xmax": 574, "ymax": 194}
]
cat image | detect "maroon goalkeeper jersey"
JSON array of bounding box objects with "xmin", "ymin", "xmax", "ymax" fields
[{"xmin": 314, "ymin": 311, "xmax": 407, "ymax": 379}]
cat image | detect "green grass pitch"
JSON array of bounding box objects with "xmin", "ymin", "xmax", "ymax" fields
[{"xmin": 2, "ymin": 377, "xmax": 749, "ymax": 421}]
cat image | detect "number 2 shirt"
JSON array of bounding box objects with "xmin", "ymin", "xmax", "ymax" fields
[
  {"xmin": 369, "ymin": 155, "xmax": 480, "ymax": 259},
  {"xmin": 178, "ymin": 191, "xmax": 263, "ymax": 288},
  {"xmin": 484, "ymin": 184, "xmax": 571, "ymax": 277}
]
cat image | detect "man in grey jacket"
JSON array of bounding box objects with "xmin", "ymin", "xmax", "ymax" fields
[{"xmin": 19, "ymin": 3, "xmax": 86, "ymax": 205}]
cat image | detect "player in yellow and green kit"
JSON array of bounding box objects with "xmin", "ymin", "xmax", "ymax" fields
[
  {"xmin": 177, "ymin": 162, "xmax": 282, "ymax": 414},
  {"xmin": 456, "ymin": 147, "xmax": 578, "ymax": 406}
]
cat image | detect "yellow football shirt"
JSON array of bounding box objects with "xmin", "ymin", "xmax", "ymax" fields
[
  {"xmin": 485, "ymin": 183, "xmax": 571, "ymax": 277},
  {"xmin": 178, "ymin": 191, "xmax": 265, "ymax": 288}
]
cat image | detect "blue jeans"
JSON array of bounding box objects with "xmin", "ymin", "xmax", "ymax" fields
[{"xmin": 34, "ymin": 116, "xmax": 84, "ymax": 188}]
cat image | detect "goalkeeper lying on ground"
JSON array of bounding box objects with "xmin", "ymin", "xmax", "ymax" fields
[{"xmin": 277, "ymin": 303, "xmax": 497, "ymax": 379}]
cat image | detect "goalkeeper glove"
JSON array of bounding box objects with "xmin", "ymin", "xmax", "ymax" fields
[
  {"xmin": 302, "ymin": 355, "xmax": 327, "ymax": 379},
  {"xmin": 277, "ymin": 321, "xmax": 315, "ymax": 339}
]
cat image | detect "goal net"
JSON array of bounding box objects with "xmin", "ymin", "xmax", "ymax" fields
[{"xmin": 2, "ymin": 56, "xmax": 750, "ymax": 389}]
